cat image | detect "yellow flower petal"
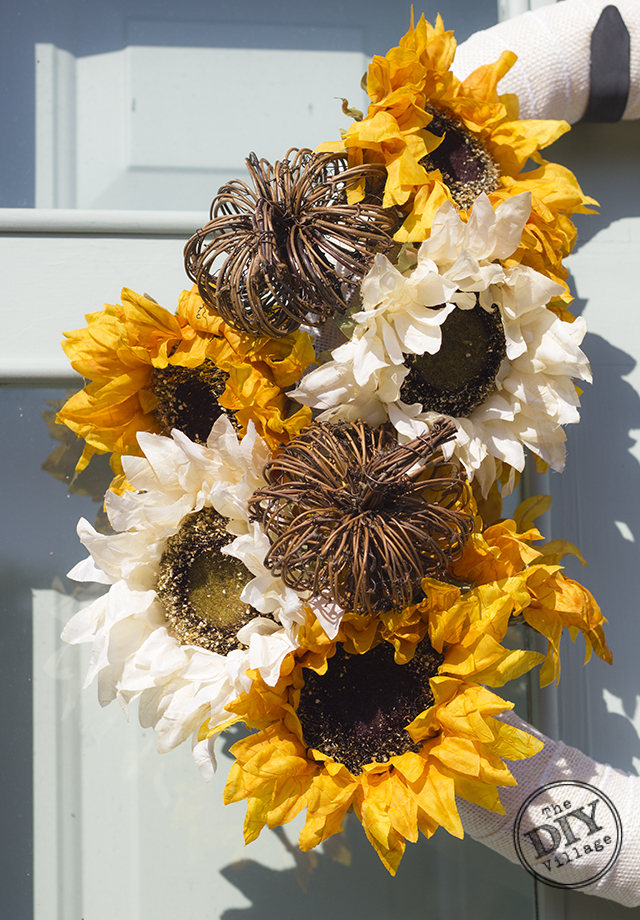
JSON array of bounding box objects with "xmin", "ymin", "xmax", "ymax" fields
[
  {"xmin": 407, "ymin": 756, "xmax": 463, "ymax": 839},
  {"xmin": 299, "ymin": 761, "xmax": 357, "ymax": 851},
  {"xmin": 513, "ymin": 493, "xmax": 551, "ymax": 532},
  {"xmin": 319, "ymin": 14, "xmax": 596, "ymax": 290},
  {"xmin": 57, "ymin": 286, "xmax": 315, "ymax": 479},
  {"xmin": 223, "ymin": 597, "xmax": 542, "ymax": 874},
  {"xmin": 488, "ymin": 717, "xmax": 545, "ymax": 761}
]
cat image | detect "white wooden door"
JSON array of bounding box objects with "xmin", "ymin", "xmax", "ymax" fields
[{"xmin": 2, "ymin": 1, "xmax": 638, "ymax": 918}]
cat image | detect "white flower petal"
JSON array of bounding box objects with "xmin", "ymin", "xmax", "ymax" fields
[
  {"xmin": 192, "ymin": 734, "xmax": 218, "ymax": 781},
  {"xmin": 289, "ymin": 195, "xmax": 591, "ymax": 497},
  {"xmin": 491, "ymin": 192, "xmax": 532, "ymax": 260},
  {"xmin": 464, "ymin": 193, "xmax": 498, "ymax": 260},
  {"xmin": 307, "ymin": 597, "xmax": 345, "ymax": 639},
  {"xmin": 247, "ymin": 629, "xmax": 297, "ymax": 686},
  {"xmin": 62, "ymin": 422, "xmax": 306, "ymax": 774}
]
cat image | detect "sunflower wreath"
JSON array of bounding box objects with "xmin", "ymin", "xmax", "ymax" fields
[{"xmin": 55, "ymin": 0, "xmax": 640, "ymax": 908}]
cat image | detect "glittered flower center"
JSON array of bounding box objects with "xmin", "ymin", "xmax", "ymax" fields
[
  {"xmin": 422, "ymin": 107, "xmax": 500, "ymax": 210},
  {"xmin": 152, "ymin": 360, "xmax": 232, "ymax": 444},
  {"xmin": 401, "ymin": 299, "xmax": 507, "ymax": 418},
  {"xmin": 157, "ymin": 507, "xmax": 259, "ymax": 654},
  {"xmin": 297, "ymin": 637, "xmax": 443, "ymax": 774}
]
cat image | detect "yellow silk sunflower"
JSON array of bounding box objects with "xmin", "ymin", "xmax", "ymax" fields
[
  {"xmin": 451, "ymin": 495, "xmax": 612, "ymax": 686},
  {"xmin": 219, "ymin": 595, "xmax": 544, "ymax": 875},
  {"xmin": 319, "ymin": 13, "xmax": 596, "ymax": 300},
  {"xmin": 57, "ymin": 286, "xmax": 314, "ymax": 474}
]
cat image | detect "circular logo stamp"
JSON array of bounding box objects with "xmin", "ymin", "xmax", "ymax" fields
[{"xmin": 513, "ymin": 780, "xmax": 622, "ymax": 889}]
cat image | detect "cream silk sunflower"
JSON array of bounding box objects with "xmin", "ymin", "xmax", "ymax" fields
[
  {"xmin": 57, "ymin": 286, "xmax": 314, "ymax": 478},
  {"xmin": 318, "ymin": 12, "xmax": 596, "ymax": 301},
  {"xmin": 292, "ymin": 193, "xmax": 591, "ymax": 496},
  {"xmin": 219, "ymin": 593, "xmax": 545, "ymax": 875},
  {"xmin": 62, "ymin": 416, "xmax": 306, "ymax": 779}
]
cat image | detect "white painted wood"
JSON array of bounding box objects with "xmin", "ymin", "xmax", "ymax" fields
[
  {"xmin": 35, "ymin": 45, "xmax": 77, "ymax": 208},
  {"xmin": 0, "ymin": 208, "xmax": 207, "ymax": 235},
  {"xmin": 35, "ymin": 43, "xmax": 369, "ymax": 212},
  {"xmin": 32, "ymin": 590, "xmax": 305, "ymax": 920},
  {"xmin": 498, "ymin": 0, "xmax": 557, "ymax": 22},
  {"xmin": 498, "ymin": 0, "xmax": 530, "ymax": 22},
  {"xmin": 551, "ymin": 213, "xmax": 640, "ymax": 777},
  {"xmin": 567, "ymin": 218, "xmax": 640, "ymax": 397},
  {"xmin": 0, "ymin": 210, "xmax": 209, "ymax": 382},
  {"xmin": 32, "ymin": 590, "xmax": 84, "ymax": 920}
]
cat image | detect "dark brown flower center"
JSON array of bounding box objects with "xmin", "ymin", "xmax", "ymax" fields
[
  {"xmin": 400, "ymin": 299, "xmax": 507, "ymax": 418},
  {"xmin": 297, "ymin": 636, "xmax": 443, "ymax": 774},
  {"xmin": 152, "ymin": 359, "xmax": 232, "ymax": 444},
  {"xmin": 421, "ymin": 107, "xmax": 500, "ymax": 210},
  {"xmin": 157, "ymin": 507, "xmax": 260, "ymax": 654}
]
